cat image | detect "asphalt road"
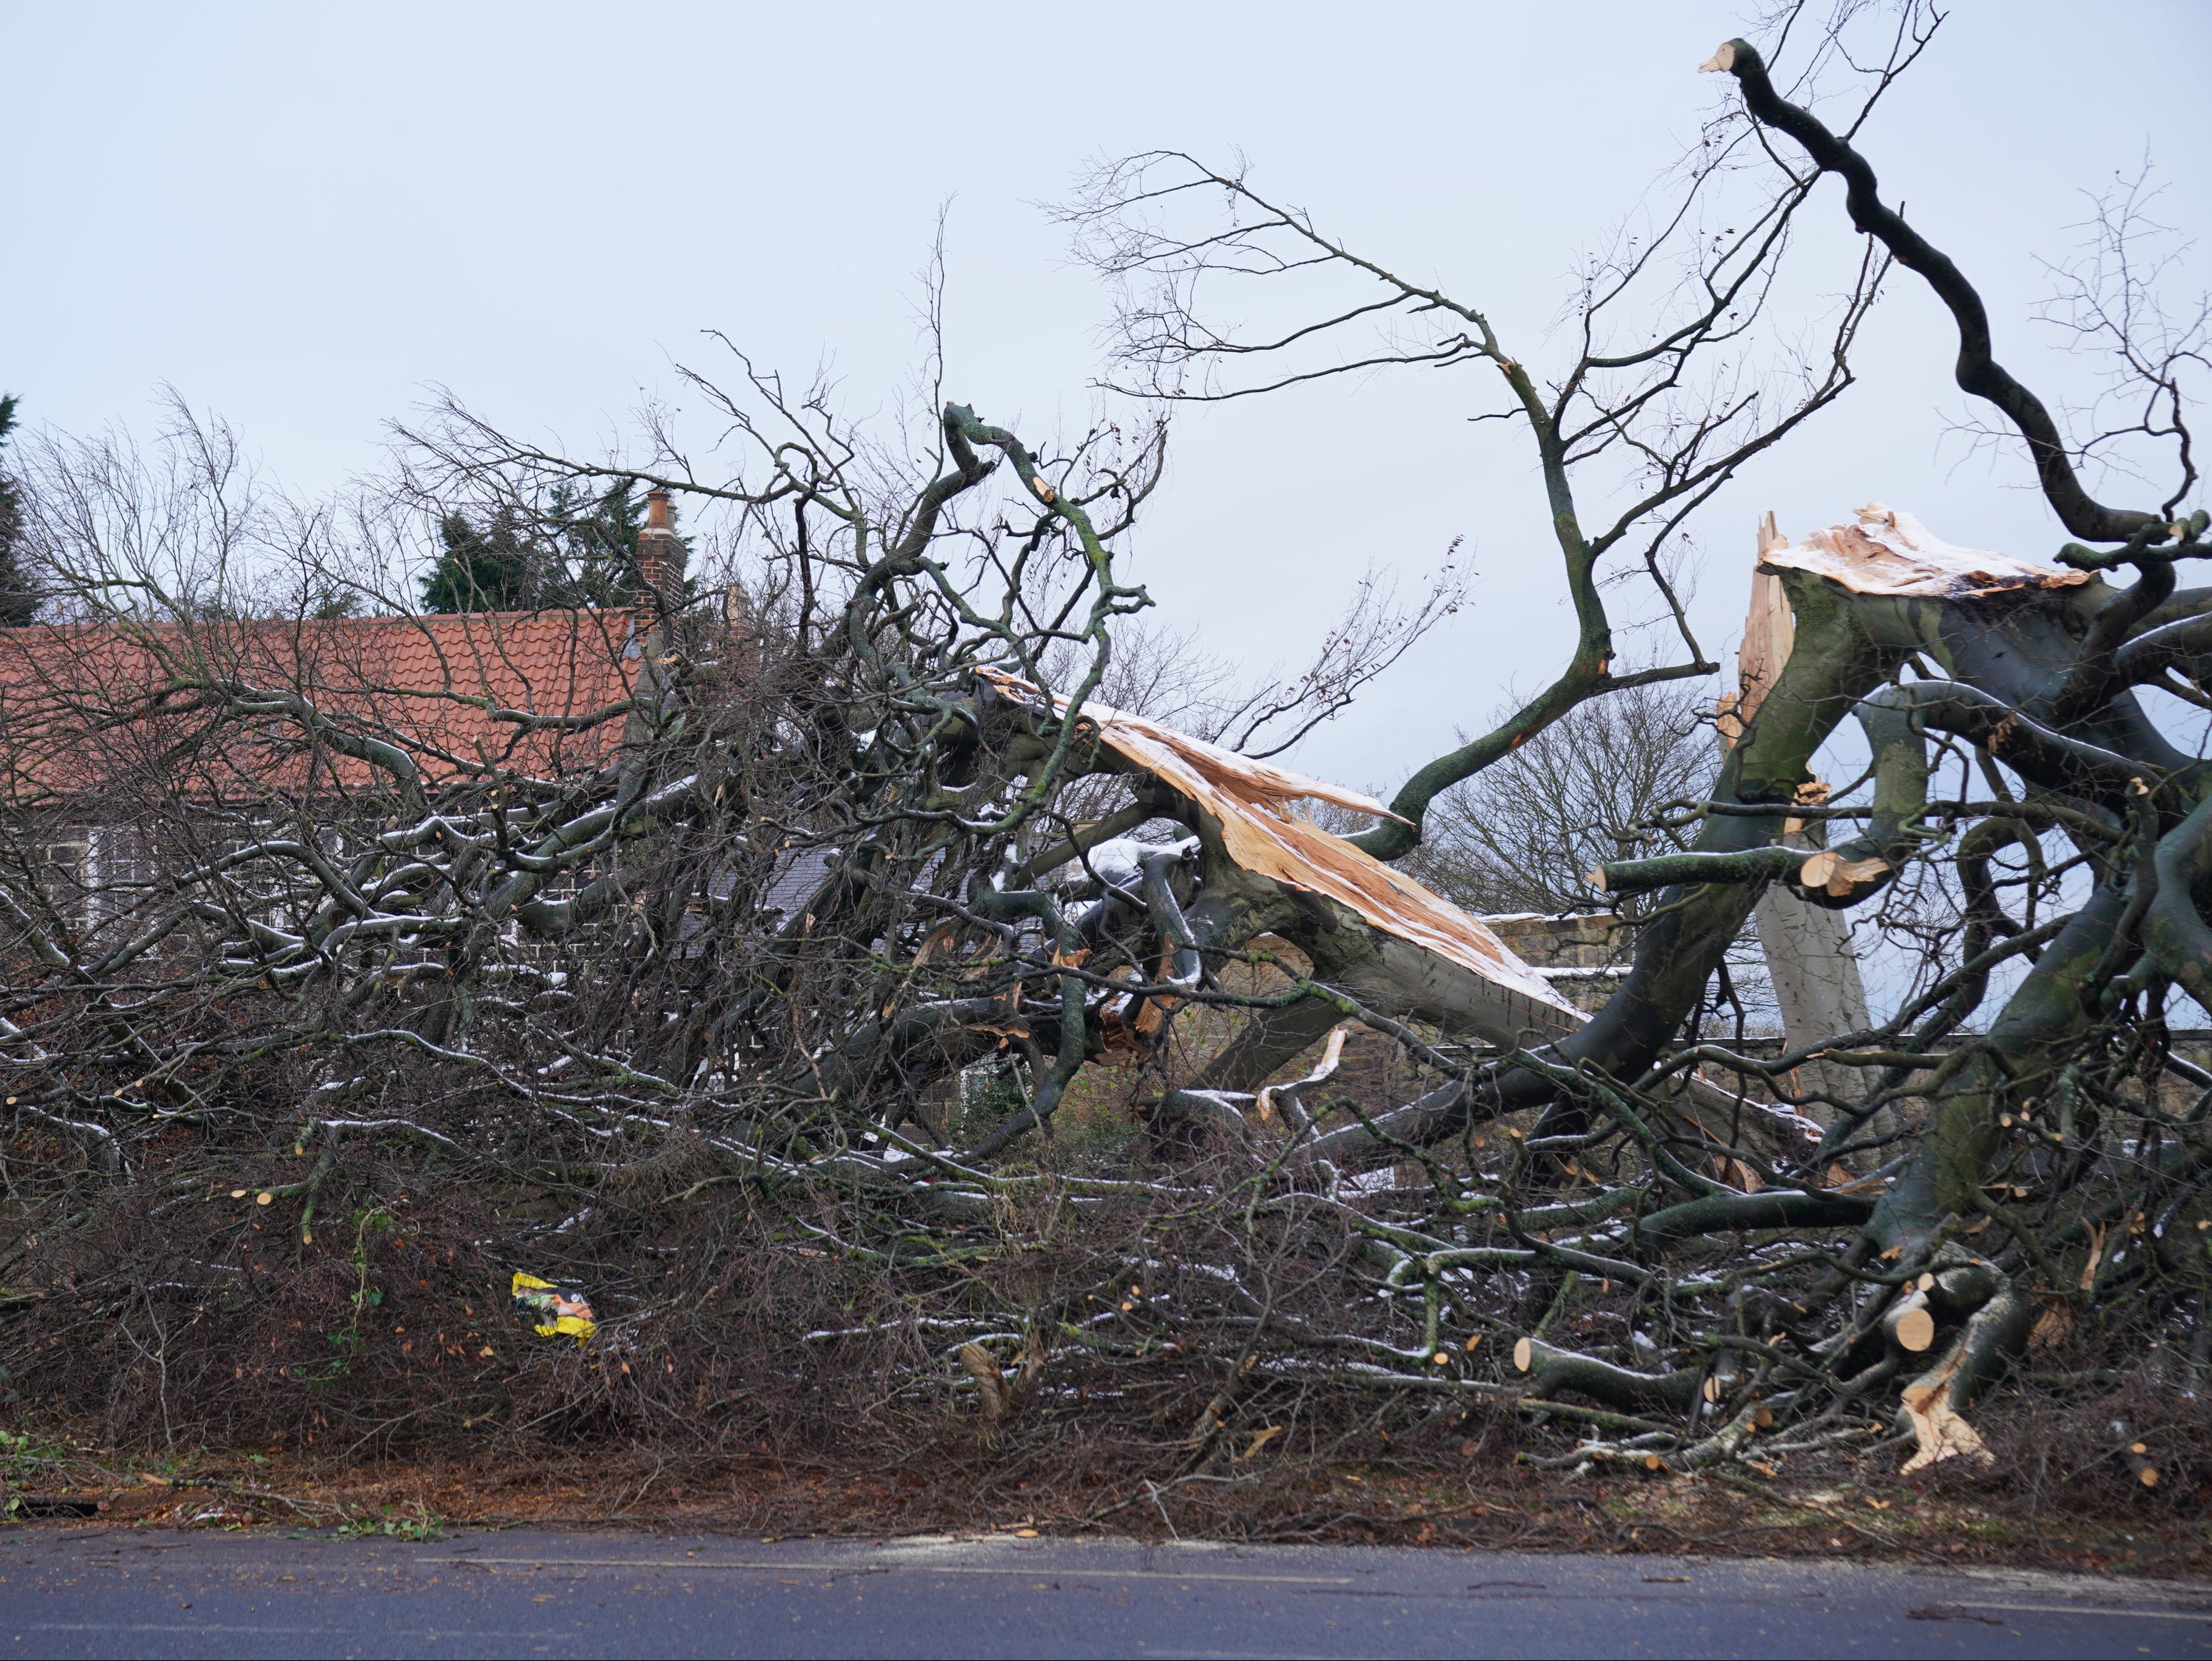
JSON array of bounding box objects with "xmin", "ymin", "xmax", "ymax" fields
[{"xmin": 1, "ymin": 1526, "xmax": 2207, "ymax": 1659}]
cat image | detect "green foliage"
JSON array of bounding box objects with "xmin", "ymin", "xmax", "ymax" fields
[
  {"xmin": 0, "ymin": 394, "xmax": 39, "ymax": 627},
  {"xmin": 543, "ymin": 479, "xmax": 647, "ymax": 609},
  {"xmin": 336, "ymin": 1502, "xmax": 446, "ymax": 1542},
  {"xmin": 0, "ymin": 1425, "xmax": 64, "ymax": 1496},
  {"xmin": 308, "ymin": 584, "xmax": 363, "ymax": 621},
  {"xmin": 419, "ymin": 481, "xmax": 660, "ymax": 613},
  {"xmin": 292, "ymin": 1207, "xmax": 394, "ymax": 1391},
  {"xmin": 420, "ymin": 506, "xmax": 539, "ymax": 613}
]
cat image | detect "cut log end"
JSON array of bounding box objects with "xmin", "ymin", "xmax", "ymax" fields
[
  {"xmin": 1698, "ymin": 41, "xmax": 1737, "ymax": 72},
  {"xmin": 1795, "ymin": 848, "xmax": 1891, "ymax": 898},
  {"xmin": 1894, "ymin": 1307, "xmax": 1936, "ymax": 1353},
  {"xmin": 1513, "ymin": 1336, "xmax": 1533, "ymax": 1373}
]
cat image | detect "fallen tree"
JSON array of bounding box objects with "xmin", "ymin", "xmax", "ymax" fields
[{"xmin": 0, "ymin": 6, "xmax": 2203, "ymax": 1495}]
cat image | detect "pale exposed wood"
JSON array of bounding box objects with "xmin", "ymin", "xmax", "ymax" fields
[
  {"xmin": 1900, "ymin": 1347, "xmax": 1995, "ymax": 1474},
  {"xmin": 1760, "ymin": 503, "xmax": 2090, "ymax": 600},
  {"xmin": 1513, "ymin": 1336, "xmax": 1533, "ymax": 1373},
  {"xmin": 1256, "ymin": 1023, "xmax": 1348, "ymax": 1123},
  {"xmin": 1717, "ymin": 511, "xmax": 1797, "ymax": 749},
  {"xmin": 2115, "ymin": 1425, "xmax": 2161, "ymax": 1487},
  {"xmin": 1893, "ymin": 1306, "xmax": 1936, "ymax": 1353},
  {"xmin": 981, "ymin": 670, "xmax": 1582, "ymax": 1023},
  {"xmin": 1898, "ymin": 1399, "xmax": 1988, "ymax": 1473},
  {"xmin": 2028, "ymin": 1299, "xmax": 2076, "ymax": 1348},
  {"xmin": 958, "ymin": 1337, "xmax": 1046, "ymax": 1422},
  {"xmin": 1793, "ymin": 850, "xmax": 1891, "ymax": 898},
  {"xmin": 1823, "ymin": 856, "xmax": 1892, "ymax": 898},
  {"xmin": 957, "ymin": 1342, "xmax": 1008, "ymax": 1420}
]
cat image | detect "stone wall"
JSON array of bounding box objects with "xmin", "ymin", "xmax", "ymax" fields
[{"xmin": 1484, "ymin": 911, "xmax": 1631, "ymax": 1014}]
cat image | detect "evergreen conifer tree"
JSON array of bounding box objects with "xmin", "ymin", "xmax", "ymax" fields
[
  {"xmin": 542, "ymin": 480, "xmax": 644, "ymax": 608},
  {"xmin": 419, "ymin": 506, "xmax": 540, "ymax": 612},
  {"xmin": 0, "ymin": 395, "xmax": 41, "ymax": 626},
  {"xmin": 419, "ymin": 483, "xmax": 674, "ymax": 613}
]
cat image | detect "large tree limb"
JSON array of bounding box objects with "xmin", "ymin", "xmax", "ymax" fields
[{"xmin": 1710, "ymin": 38, "xmax": 2163, "ymax": 545}]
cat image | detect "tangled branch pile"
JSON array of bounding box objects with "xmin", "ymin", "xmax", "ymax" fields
[{"xmin": 0, "ymin": 8, "xmax": 2205, "ymax": 1509}]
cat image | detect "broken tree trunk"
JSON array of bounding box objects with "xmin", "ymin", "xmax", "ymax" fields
[
  {"xmin": 986, "ymin": 668, "xmax": 1588, "ymax": 1051},
  {"xmin": 1728, "ymin": 512, "xmax": 1878, "ymax": 1130},
  {"xmin": 1755, "ymin": 836, "xmax": 1874, "ymax": 1125}
]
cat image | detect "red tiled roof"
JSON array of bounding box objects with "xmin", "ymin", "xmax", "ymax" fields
[{"xmin": 0, "ymin": 610, "xmax": 641, "ymax": 805}]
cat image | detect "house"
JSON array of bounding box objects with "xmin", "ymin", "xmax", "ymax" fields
[{"xmin": 0, "ymin": 493, "xmax": 691, "ymax": 943}]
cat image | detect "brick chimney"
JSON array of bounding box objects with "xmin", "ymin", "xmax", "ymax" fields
[{"xmin": 636, "ymin": 487, "xmax": 685, "ymax": 611}]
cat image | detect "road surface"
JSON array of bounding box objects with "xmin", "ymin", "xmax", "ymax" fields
[{"xmin": 1, "ymin": 1526, "xmax": 2207, "ymax": 1658}]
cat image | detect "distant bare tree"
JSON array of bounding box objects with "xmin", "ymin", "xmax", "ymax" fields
[{"xmin": 1403, "ymin": 678, "xmax": 1713, "ymax": 920}]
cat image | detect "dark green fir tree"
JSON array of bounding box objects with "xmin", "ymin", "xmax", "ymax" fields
[
  {"xmin": 419, "ymin": 483, "xmax": 676, "ymax": 613},
  {"xmin": 419, "ymin": 506, "xmax": 541, "ymax": 613},
  {"xmin": 542, "ymin": 480, "xmax": 644, "ymax": 609},
  {"xmin": 0, "ymin": 394, "xmax": 41, "ymax": 626}
]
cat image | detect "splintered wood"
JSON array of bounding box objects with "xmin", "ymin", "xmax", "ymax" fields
[
  {"xmin": 1758, "ymin": 503, "xmax": 2091, "ymax": 600},
  {"xmin": 1256, "ymin": 1023, "xmax": 1348, "ymax": 1123},
  {"xmin": 979, "ymin": 670, "xmax": 1581, "ymax": 1026},
  {"xmin": 1721, "ymin": 503, "xmax": 2085, "ymax": 744},
  {"xmin": 1899, "ymin": 1348, "xmax": 1994, "ymax": 1475},
  {"xmin": 1717, "ymin": 510, "xmax": 1797, "ymax": 749}
]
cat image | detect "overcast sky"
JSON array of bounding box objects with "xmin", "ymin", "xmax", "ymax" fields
[{"xmin": 6, "ymin": 1, "xmax": 2208, "ymax": 792}]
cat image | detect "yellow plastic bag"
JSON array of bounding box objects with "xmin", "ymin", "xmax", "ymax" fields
[{"xmin": 511, "ymin": 1272, "xmax": 596, "ymax": 1343}]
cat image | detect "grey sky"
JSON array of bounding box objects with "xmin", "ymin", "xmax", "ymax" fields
[{"xmin": 7, "ymin": 0, "xmax": 2208, "ymax": 792}]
